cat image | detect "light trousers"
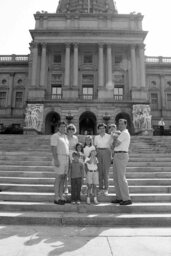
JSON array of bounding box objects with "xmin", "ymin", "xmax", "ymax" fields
[{"xmin": 113, "ymin": 153, "xmax": 130, "ymax": 201}]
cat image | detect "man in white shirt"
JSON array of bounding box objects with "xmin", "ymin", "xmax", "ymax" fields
[
  {"xmin": 112, "ymin": 119, "xmax": 132, "ymax": 205},
  {"xmin": 94, "ymin": 123, "xmax": 112, "ymax": 195},
  {"xmin": 158, "ymin": 118, "xmax": 165, "ymax": 136},
  {"xmin": 51, "ymin": 121, "xmax": 69, "ymax": 205}
]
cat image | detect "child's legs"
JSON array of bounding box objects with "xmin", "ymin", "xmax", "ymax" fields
[
  {"xmin": 76, "ymin": 177, "xmax": 82, "ymax": 201},
  {"xmin": 87, "ymin": 184, "xmax": 92, "ymax": 197},
  {"xmin": 71, "ymin": 178, "xmax": 77, "ymax": 201},
  {"xmin": 92, "ymin": 184, "xmax": 98, "ymax": 197}
]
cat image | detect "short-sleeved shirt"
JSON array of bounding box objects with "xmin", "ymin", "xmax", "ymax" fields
[
  {"xmin": 94, "ymin": 133, "xmax": 112, "ymax": 149},
  {"xmin": 83, "ymin": 145, "xmax": 95, "ymax": 158},
  {"xmin": 85, "ymin": 157, "xmax": 98, "ymax": 171},
  {"xmin": 51, "ymin": 132, "xmax": 69, "ymax": 174},
  {"xmin": 70, "ymin": 161, "xmax": 84, "ymax": 179},
  {"xmin": 114, "ymin": 129, "xmax": 130, "ymax": 152},
  {"xmin": 67, "ymin": 135, "xmax": 78, "ymax": 151}
]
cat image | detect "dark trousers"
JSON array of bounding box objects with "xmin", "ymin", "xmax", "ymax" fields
[
  {"xmin": 97, "ymin": 149, "xmax": 111, "ymax": 190},
  {"xmin": 160, "ymin": 126, "xmax": 164, "ymax": 135},
  {"xmin": 71, "ymin": 177, "xmax": 82, "ymax": 201}
]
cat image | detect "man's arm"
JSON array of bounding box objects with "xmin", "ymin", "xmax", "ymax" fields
[{"xmin": 51, "ymin": 146, "xmax": 60, "ymax": 167}]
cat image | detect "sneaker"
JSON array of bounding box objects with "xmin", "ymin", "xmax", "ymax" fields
[
  {"xmin": 72, "ymin": 201, "xmax": 76, "ymax": 205},
  {"xmin": 77, "ymin": 201, "xmax": 81, "ymax": 205},
  {"xmin": 120, "ymin": 200, "xmax": 132, "ymax": 205},
  {"xmin": 94, "ymin": 197, "xmax": 99, "ymax": 205},
  {"xmin": 64, "ymin": 188, "xmax": 69, "ymax": 194},
  {"xmin": 87, "ymin": 197, "xmax": 90, "ymax": 205}
]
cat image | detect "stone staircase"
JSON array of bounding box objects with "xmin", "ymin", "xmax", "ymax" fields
[{"xmin": 0, "ymin": 135, "xmax": 171, "ymax": 227}]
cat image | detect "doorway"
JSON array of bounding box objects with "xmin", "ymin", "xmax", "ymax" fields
[{"xmin": 79, "ymin": 111, "xmax": 97, "ymax": 135}]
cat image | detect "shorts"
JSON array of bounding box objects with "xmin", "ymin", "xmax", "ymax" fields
[
  {"xmin": 86, "ymin": 171, "xmax": 99, "ymax": 185},
  {"xmin": 52, "ymin": 155, "xmax": 69, "ymax": 175}
]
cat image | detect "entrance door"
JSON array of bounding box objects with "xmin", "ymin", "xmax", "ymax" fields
[
  {"xmin": 79, "ymin": 111, "xmax": 97, "ymax": 135},
  {"xmin": 45, "ymin": 112, "xmax": 60, "ymax": 134}
]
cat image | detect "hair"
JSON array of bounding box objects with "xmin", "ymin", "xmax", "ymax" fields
[
  {"xmin": 97, "ymin": 123, "xmax": 106, "ymax": 129},
  {"xmin": 67, "ymin": 123, "xmax": 77, "ymax": 134},
  {"xmin": 84, "ymin": 135, "xmax": 93, "ymax": 147},
  {"xmin": 119, "ymin": 119, "xmax": 127, "ymax": 125},
  {"xmin": 58, "ymin": 121, "xmax": 67, "ymax": 127},
  {"xmin": 108, "ymin": 123, "xmax": 116, "ymax": 129},
  {"xmin": 75, "ymin": 142, "xmax": 83, "ymax": 153}
]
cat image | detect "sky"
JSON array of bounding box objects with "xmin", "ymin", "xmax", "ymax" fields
[{"xmin": 0, "ymin": 0, "xmax": 170, "ymax": 57}]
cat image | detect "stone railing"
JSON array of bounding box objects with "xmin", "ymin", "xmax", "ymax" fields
[
  {"xmin": 0, "ymin": 54, "xmax": 29, "ymax": 62},
  {"xmin": 145, "ymin": 56, "xmax": 171, "ymax": 64}
]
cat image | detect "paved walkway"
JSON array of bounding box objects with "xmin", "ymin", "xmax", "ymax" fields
[{"xmin": 0, "ymin": 225, "xmax": 171, "ymax": 256}]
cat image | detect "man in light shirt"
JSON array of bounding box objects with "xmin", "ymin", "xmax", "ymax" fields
[
  {"xmin": 51, "ymin": 121, "xmax": 69, "ymax": 205},
  {"xmin": 158, "ymin": 118, "xmax": 165, "ymax": 136},
  {"xmin": 94, "ymin": 123, "xmax": 112, "ymax": 195},
  {"xmin": 112, "ymin": 119, "xmax": 132, "ymax": 205}
]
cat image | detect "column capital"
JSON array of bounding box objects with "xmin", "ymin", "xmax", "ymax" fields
[
  {"xmin": 31, "ymin": 42, "xmax": 39, "ymax": 49},
  {"xmin": 41, "ymin": 43, "xmax": 47, "ymax": 49},
  {"xmin": 73, "ymin": 43, "xmax": 79, "ymax": 48},
  {"xmin": 98, "ymin": 43, "xmax": 104, "ymax": 48},
  {"xmin": 65, "ymin": 43, "xmax": 71, "ymax": 48}
]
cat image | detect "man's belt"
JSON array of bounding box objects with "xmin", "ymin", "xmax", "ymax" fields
[
  {"xmin": 97, "ymin": 148, "xmax": 108, "ymax": 150},
  {"xmin": 114, "ymin": 151, "xmax": 128, "ymax": 153}
]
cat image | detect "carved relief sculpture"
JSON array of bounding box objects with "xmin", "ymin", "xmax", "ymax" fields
[{"xmin": 25, "ymin": 104, "xmax": 44, "ymax": 132}]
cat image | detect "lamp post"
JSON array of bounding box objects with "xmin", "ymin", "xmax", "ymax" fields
[
  {"xmin": 103, "ymin": 112, "xmax": 110, "ymax": 125},
  {"xmin": 66, "ymin": 112, "xmax": 73, "ymax": 124}
]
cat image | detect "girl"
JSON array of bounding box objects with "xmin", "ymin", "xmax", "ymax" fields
[
  {"xmin": 75, "ymin": 142, "xmax": 85, "ymax": 164},
  {"xmin": 83, "ymin": 135, "xmax": 94, "ymax": 158},
  {"xmin": 85, "ymin": 147, "xmax": 99, "ymax": 205}
]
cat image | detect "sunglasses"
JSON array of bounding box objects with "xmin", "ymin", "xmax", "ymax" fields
[{"xmin": 68, "ymin": 128, "xmax": 75, "ymax": 131}]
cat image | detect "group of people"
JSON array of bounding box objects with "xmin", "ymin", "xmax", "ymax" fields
[{"xmin": 50, "ymin": 118, "xmax": 132, "ymax": 207}]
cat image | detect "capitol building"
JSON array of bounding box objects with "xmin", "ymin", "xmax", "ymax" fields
[{"xmin": 0, "ymin": 0, "xmax": 171, "ymax": 135}]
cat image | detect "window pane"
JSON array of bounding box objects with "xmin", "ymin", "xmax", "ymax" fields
[
  {"xmin": 84, "ymin": 55, "xmax": 93, "ymax": 64},
  {"xmin": 53, "ymin": 54, "xmax": 61, "ymax": 63},
  {"xmin": 15, "ymin": 92, "xmax": 23, "ymax": 108},
  {"xmin": 51, "ymin": 85, "xmax": 62, "ymax": 99},
  {"xmin": 0, "ymin": 92, "xmax": 6, "ymax": 107},
  {"xmin": 167, "ymin": 94, "xmax": 171, "ymax": 109}
]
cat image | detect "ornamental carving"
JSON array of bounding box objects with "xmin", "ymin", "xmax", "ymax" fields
[
  {"xmin": 132, "ymin": 104, "xmax": 152, "ymax": 131},
  {"xmin": 25, "ymin": 104, "xmax": 44, "ymax": 132}
]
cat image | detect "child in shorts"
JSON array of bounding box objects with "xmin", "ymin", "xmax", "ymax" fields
[{"xmin": 85, "ymin": 148, "xmax": 99, "ymax": 205}]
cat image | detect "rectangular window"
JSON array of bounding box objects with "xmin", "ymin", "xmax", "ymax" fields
[
  {"xmin": 0, "ymin": 92, "xmax": 7, "ymax": 107},
  {"xmin": 51, "ymin": 85, "xmax": 62, "ymax": 99},
  {"xmin": 82, "ymin": 86, "xmax": 93, "ymax": 99},
  {"xmin": 114, "ymin": 86, "xmax": 123, "ymax": 100},
  {"xmin": 15, "ymin": 92, "xmax": 23, "ymax": 108},
  {"xmin": 114, "ymin": 55, "xmax": 122, "ymax": 64},
  {"xmin": 82, "ymin": 74, "xmax": 94, "ymax": 99},
  {"xmin": 151, "ymin": 93, "xmax": 158, "ymax": 110},
  {"xmin": 83, "ymin": 54, "xmax": 93, "ymax": 64},
  {"xmin": 53, "ymin": 54, "xmax": 62, "ymax": 64},
  {"xmin": 167, "ymin": 93, "xmax": 171, "ymax": 109}
]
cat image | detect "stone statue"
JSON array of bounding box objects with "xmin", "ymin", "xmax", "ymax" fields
[
  {"xmin": 133, "ymin": 105, "xmax": 152, "ymax": 131},
  {"xmin": 25, "ymin": 104, "xmax": 44, "ymax": 132}
]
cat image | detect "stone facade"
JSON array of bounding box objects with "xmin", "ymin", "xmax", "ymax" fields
[{"xmin": 0, "ymin": 0, "xmax": 171, "ymax": 135}]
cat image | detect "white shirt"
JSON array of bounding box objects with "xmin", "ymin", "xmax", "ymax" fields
[
  {"xmin": 94, "ymin": 133, "xmax": 112, "ymax": 149},
  {"xmin": 158, "ymin": 120, "xmax": 165, "ymax": 126},
  {"xmin": 83, "ymin": 145, "xmax": 95, "ymax": 158},
  {"xmin": 114, "ymin": 129, "xmax": 130, "ymax": 152}
]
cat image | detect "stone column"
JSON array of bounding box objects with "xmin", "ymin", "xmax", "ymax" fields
[
  {"xmin": 8, "ymin": 73, "xmax": 14, "ymax": 107},
  {"xmin": 131, "ymin": 45, "xmax": 137, "ymax": 88},
  {"xmin": 107, "ymin": 44, "xmax": 113, "ymax": 88},
  {"xmin": 139, "ymin": 44, "xmax": 146, "ymax": 87},
  {"xmin": 40, "ymin": 43, "xmax": 47, "ymax": 87},
  {"xmin": 160, "ymin": 75, "xmax": 165, "ymax": 110},
  {"xmin": 73, "ymin": 43, "xmax": 78, "ymax": 87},
  {"xmin": 98, "ymin": 44, "xmax": 104, "ymax": 87},
  {"xmin": 31, "ymin": 42, "xmax": 38, "ymax": 87},
  {"xmin": 64, "ymin": 43, "xmax": 70, "ymax": 86}
]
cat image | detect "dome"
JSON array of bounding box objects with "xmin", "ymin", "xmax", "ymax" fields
[{"xmin": 56, "ymin": 0, "xmax": 118, "ymax": 14}]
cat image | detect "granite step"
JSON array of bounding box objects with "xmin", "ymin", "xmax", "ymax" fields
[
  {"xmin": 1, "ymin": 170, "xmax": 171, "ymax": 179},
  {"xmin": 1, "ymin": 201, "xmax": 171, "ymax": 214},
  {"xmin": 0, "ymin": 192, "xmax": 171, "ymax": 203},
  {"xmin": 1, "ymin": 177, "xmax": 171, "ymax": 185},
  {"xmin": 0, "ymin": 211, "xmax": 171, "ymax": 227},
  {"xmin": 1, "ymin": 183, "xmax": 171, "ymax": 193}
]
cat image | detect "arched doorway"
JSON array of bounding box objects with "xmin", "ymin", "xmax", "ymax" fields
[
  {"xmin": 45, "ymin": 112, "xmax": 60, "ymax": 134},
  {"xmin": 115, "ymin": 112, "xmax": 133, "ymax": 134},
  {"xmin": 79, "ymin": 111, "xmax": 97, "ymax": 135}
]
